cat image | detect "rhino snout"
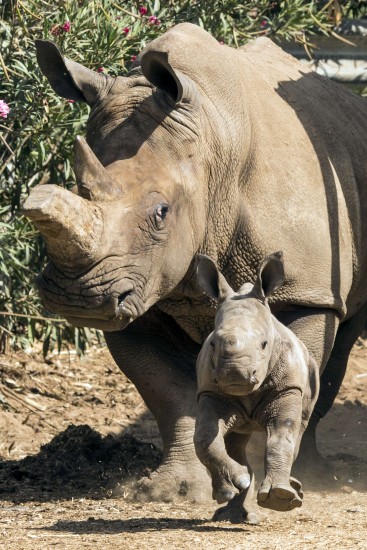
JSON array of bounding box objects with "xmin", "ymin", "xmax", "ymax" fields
[
  {"xmin": 213, "ymin": 362, "xmax": 260, "ymax": 395},
  {"xmin": 116, "ymin": 289, "xmax": 145, "ymax": 321}
]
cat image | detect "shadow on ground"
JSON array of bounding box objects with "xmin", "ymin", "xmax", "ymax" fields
[{"xmin": 39, "ymin": 517, "xmax": 247, "ymax": 535}]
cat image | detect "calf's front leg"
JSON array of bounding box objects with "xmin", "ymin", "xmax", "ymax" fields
[
  {"xmin": 212, "ymin": 432, "xmax": 258, "ymax": 524},
  {"xmin": 258, "ymin": 391, "xmax": 304, "ymax": 512},
  {"xmin": 194, "ymin": 394, "xmax": 254, "ymax": 522}
]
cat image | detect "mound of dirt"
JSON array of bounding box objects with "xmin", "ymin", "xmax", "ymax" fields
[{"xmin": 0, "ymin": 424, "xmax": 162, "ymax": 502}]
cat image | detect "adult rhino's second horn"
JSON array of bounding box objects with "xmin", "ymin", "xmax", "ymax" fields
[
  {"xmin": 74, "ymin": 136, "xmax": 122, "ymax": 201},
  {"xmin": 22, "ymin": 184, "xmax": 103, "ymax": 269}
]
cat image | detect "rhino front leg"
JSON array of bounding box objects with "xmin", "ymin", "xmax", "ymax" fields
[
  {"xmin": 104, "ymin": 313, "xmax": 210, "ymax": 503},
  {"xmin": 258, "ymin": 391, "xmax": 303, "ymax": 512}
]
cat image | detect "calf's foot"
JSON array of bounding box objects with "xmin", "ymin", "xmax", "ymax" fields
[
  {"xmin": 257, "ymin": 477, "xmax": 303, "ymax": 511},
  {"xmin": 213, "ymin": 501, "xmax": 259, "ymax": 525},
  {"xmin": 211, "ymin": 465, "xmax": 251, "ymax": 504},
  {"xmin": 212, "ymin": 472, "xmax": 258, "ymax": 524}
]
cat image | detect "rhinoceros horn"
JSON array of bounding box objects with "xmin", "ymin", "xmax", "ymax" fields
[
  {"xmin": 22, "ymin": 184, "xmax": 103, "ymax": 269},
  {"xmin": 74, "ymin": 136, "xmax": 122, "ymax": 201}
]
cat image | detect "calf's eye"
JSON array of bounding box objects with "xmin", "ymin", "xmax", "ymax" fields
[{"xmin": 261, "ymin": 341, "xmax": 268, "ymax": 350}]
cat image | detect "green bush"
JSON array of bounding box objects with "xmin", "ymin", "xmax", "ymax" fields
[{"xmin": 0, "ymin": 0, "xmax": 361, "ymax": 354}]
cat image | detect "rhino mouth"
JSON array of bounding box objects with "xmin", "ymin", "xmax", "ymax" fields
[
  {"xmin": 217, "ymin": 382, "xmax": 257, "ymax": 396},
  {"xmin": 36, "ymin": 261, "xmax": 146, "ymax": 329}
]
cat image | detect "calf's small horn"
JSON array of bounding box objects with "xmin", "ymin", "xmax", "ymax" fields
[
  {"xmin": 74, "ymin": 136, "xmax": 122, "ymax": 201},
  {"xmin": 22, "ymin": 184, "xmax": 103, "ymax": 268}
]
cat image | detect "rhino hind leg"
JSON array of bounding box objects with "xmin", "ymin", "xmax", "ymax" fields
[
  {"xmin": 294, "ymin": 304, "xmax": 367, "ymax": 482},
  {"xmin": 104, "ymin": 311, "xmax": 212, "ymax": 503}
]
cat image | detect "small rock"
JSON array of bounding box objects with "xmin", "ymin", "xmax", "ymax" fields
[
  {"xmin": 341, "ymin": 485, "xmax": 353, "ymax": 494},
  {"xmin": 346, "ymin": 506, "xmax": 364, "ymax": 513}
]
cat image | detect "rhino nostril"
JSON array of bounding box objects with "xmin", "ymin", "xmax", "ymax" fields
[{"xmin": 118, "ymin": 290, "xmax": 131, "ymax": 304}]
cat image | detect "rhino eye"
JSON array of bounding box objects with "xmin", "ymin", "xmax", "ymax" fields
[
  {"xmin": 154, "ymin": 203, "xmax": 169, "ymax": 230},
  {"xmin": 261, "ymin": 341, "xmax": 268, "ymax": 350}
]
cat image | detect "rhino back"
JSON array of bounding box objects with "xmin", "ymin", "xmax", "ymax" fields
[
  {"xmin": 217, "ymin": 38, "xmax": 367, "ymax": 319},
  {"xmin": 156, "ymin": 30, "xmax": 367, "ymax": 343}
]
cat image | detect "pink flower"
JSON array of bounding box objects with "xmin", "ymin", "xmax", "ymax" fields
[
  {"xmin": 139, "ymin": 6, "xmax": 147, "ymax": 16},
  {"xmin": 62, "ymin": 21, "xmax": 71, "ymax": 32},
  {"xmin": 51, "ymin": 25, "xmax": 61, "ymax": 36},
  {"xmin": 219, "ymin": 40, "xmax": 224, "ymax": 45},
  {"xmin": 97, "ymin": 67, "xmax": 104, "ymax": 73},
  {"xmin": 148, "ymin": 15, "xmax": 160, "ymax": 25},
  {"xmin": 67, "ymin": 99, "xmax": 75, "ymax": 103},
  {"xmin": 123, "ymin": 27, "xmax": 130, "ymax": 35},
  {"xmin": 0, "ymin": 100, "xmax": 10, "ymax": 118},
  {"xmin": 131, "ymin": 55, "xmax": 137, "ymax": 62},
  {"xmin": 260, "ymin": 19, "xmax": 268, "ymax": 29}
]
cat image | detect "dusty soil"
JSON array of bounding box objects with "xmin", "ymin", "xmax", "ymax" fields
[{"xmin": 0, "ymin": 341, "xmax": 366, "ymax": 549}]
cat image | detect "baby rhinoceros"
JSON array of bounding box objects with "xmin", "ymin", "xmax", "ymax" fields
[{"xmin": 194, "ymin": 252, "xmax": 319, "ymax": 524}]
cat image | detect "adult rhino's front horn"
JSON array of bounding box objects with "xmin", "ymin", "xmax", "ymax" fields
[
  {"xmin": 22, "ymin": 184, "xmax": 103, "ymax": 269},
  {"xmin": 74, "ymin": 135, "xmax": 122, "ymax": 201}
]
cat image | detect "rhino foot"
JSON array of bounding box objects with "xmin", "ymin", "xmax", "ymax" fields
[
  {"xmin": 257, "ymin": 477, "xmax": 303, "ymax": 511},
  {"xmin": 133, "ymin": 462, "xmax": 212, "ymax": 503},
  {"xmin": 212, "ymin": 469, "xmax": 251, "ymax": 504},
  {"xmin": 212, "ymin": 503, "xmax": 259, "ymax": 525}
]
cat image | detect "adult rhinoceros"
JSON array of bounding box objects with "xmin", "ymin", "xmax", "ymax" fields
[{"xmin": 23, "ymin": 23, "xmax": 367, "ymax": 503}]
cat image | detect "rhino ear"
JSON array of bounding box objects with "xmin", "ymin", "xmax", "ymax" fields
[
  {"xmin": 252, "ymin": 251, "xmax": 285, "ymax": 301},
  {"xmin": 141, "ymin": 50, "xmax": 195, "ymax": 104},
  {"xmin": 35, "ymin": 40, "xmax": 112, "ymax": 105},
  {"xmin": 196, "ymin": 255, "xmax": 233, "ymax": 301}
]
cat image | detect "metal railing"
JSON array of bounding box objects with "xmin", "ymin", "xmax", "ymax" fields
[{"xmin": 278, "ymin": 19, "xmax": 367, "ymax": 84}]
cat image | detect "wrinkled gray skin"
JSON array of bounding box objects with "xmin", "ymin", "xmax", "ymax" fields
[
  {"xmin": 194, "ymin": 253, "xmax": 319, "ymax": 523},
  {"xmin": 23, "ymin": 23, "xmax": 367, "ymax": 503}
]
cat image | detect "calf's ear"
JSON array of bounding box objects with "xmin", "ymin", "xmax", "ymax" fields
[
  {"xmin": 196, "ymin": 255, "xmax": 233, "ymax": 301},
  {"xmin": 35, "ymin": 40, "xmax": 113, "ymax": 105},
  {"xmin": 252, "ymin": 251, "xmax": 285, "ymax": 301}
]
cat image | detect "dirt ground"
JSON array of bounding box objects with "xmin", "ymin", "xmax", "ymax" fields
[{"xmin": 0, "ymin": 341, "xmax": 366, "ymax": 549}]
